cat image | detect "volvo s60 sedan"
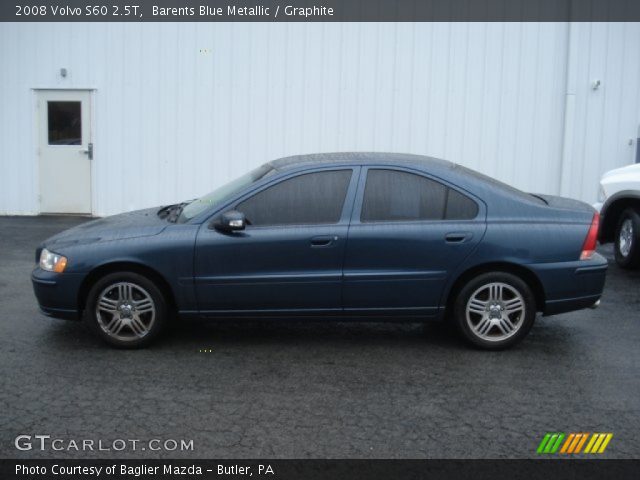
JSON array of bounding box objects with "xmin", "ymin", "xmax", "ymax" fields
[{"xmin": 32, "ymin": 153, "xmax": 607, "ymax": 349}]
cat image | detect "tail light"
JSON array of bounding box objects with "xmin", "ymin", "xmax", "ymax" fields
[{"xmin": 580, "ymin": 212, "xmax": 600, "ymax": 260}]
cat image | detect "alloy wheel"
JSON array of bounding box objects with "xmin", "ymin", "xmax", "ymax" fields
[
  {"xmin": 95, "ymin": 282, "xmax": 156, "ymax": 341},
  {"xmin": 465, "ymin": 282, "xmax": 525, "ymax": 342}
]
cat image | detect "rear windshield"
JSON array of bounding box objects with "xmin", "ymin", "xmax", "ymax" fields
[{"xmin": 455, "ymin": 165, "xmax": 546, "ymax": 205}]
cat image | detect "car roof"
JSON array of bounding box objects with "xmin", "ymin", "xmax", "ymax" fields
[
  {"xmin": 269, "ymin": 152, "xmax": 456, "ymax": 174},
  {"xmin": 267, "ymin": 152, "xmax": 548, "ymax": 212}
]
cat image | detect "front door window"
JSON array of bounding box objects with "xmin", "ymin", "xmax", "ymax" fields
[{"xmin": 237, "ymin": 170, "xmax": 352, "ymax": 226}]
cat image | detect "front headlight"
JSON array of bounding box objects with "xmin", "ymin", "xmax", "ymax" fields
[
  {"xmin": 39, "ymin": 248, "xmax": 68, "ymax": 273},
  {"xmin": 597, "ymin": 185, "xmax": 606, "ymax": 203}
]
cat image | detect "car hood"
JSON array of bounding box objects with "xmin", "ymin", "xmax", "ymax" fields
[
  {"xmin": 43, "ymin": 207, "xmax": 168, "ymax": 249},
  {"xmin": 601, "ymin": 162, "xmax": 640, "ymax": 180}
]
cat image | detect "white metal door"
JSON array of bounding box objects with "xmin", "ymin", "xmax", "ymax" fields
[{"xmin": 37, "ymin": 90, "xmax": 92, "ymax": 214}]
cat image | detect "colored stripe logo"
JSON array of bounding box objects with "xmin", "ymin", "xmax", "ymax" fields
[{"xmin": 537, "ymin": 433, "xmax": 613, "ymax": 454}]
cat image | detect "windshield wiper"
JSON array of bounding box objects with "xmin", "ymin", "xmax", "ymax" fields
[
  {"xmin": 157, "ymin": 202, "xmax": 188, "ymax": 222},
  {"xmin": 167, "ymin": 202, "xmax": 190, "ymax": 223},
  {"xmin": 157, "ymin": 204, "xmax": 175, "ymax": 219}
]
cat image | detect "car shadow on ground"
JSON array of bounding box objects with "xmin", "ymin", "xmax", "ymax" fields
[{"xmin": 39, "ymin": 312, "xmax": 580, "ymax": 355}]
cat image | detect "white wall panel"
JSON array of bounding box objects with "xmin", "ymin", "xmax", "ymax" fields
[
  {"xmin": 0, "ymin": 22, "xmax": 638, "ymax": 216},
  {"xmin": 560, "ymin": 22, "xmax": 640, "ymax": 201}
]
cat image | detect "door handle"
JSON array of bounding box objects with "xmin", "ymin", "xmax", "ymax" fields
[
  {"xmin": 445, "ymin": 232, "xmax": 472, "ymax": 243},
  {"xmin": 310, "ymin": 235, "xmax": 338, "ymax": 247},
  {"xmin": 80, "ymin": 143, "xmax": 93, "ymax": 160}
]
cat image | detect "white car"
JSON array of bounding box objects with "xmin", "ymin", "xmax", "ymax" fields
[{"xmin": 594, "ymin": 162, "xmax": 640, "ymax": 268}]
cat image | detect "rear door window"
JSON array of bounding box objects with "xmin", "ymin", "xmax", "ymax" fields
[
  {"xmin": 361, "ymin": 169, "xmax": 478, "ymax": 222},
  {"xmin": 445, "ymin": 188, "xmax": 479, "ymax": 220}
]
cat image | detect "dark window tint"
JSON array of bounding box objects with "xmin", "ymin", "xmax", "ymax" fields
[
  {"xmin": 237, "ymin": 170, "xmax": 351, "ymax": 226},
  {"xmin": 361, "ymin": 169, "xmax": 478, "ymax": 222},
  {"xmin": 361, "ymin": 170, "xmax": 447, "ymax": 222},
  {"xmin": 48, "ymin": 101, "xmax": 81, "ymax": 145},
  {"xmin": 445, "ymin": 188, "xmax": 479, "ymax": 219},
  {"xmin": 456, "ymin": 164, "xmax": 545, "ymax": 205}
]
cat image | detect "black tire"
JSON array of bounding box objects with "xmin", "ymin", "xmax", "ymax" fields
[
  {"xmin": 453, "ymin": 272, "xmax": 536, "ymax": 350},
  {"xmin": 84, "ymin": 271, "xmax": 168, "ymax": 348},
  {"xmin": 614, "ymin": 208, "xmax": 640, "ymax": 270}
]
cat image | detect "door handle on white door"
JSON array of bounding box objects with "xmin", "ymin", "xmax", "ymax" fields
[{"xmin": 80, "ymin": 143, "xmax": 93, "ymax": 160}]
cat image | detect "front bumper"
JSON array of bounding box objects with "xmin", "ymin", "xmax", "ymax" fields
[
  {"xmin": 31, "ymin": 268, "xmax": 85, "ymax": 320},
  {"xmin": 529, "ymin": 253, "xmax": 608, "ymax": 316}
]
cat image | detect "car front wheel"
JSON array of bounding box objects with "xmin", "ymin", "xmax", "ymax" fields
[
  {"xmin": 84, "ymin": 271, "xmax": 168, "ymax": 348},
  {"xmin": 453, "ymin": 272, "xmax": 536, "ymax": 350},
  {"xmin": 614, "ymin": 208, "xmax": 640, "ymax": 269}
]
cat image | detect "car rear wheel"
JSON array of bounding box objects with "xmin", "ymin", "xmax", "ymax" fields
[
  {"xmin": 453, "ymin": 272, "xmax": 536, "ymax": 350},
  {"xmin": 84, "ymin": 271, "xmax": 168, "ymax": 348},
  {"xmin": 614, "ymin": 208, "xmax": 640, "ymax": 269}
]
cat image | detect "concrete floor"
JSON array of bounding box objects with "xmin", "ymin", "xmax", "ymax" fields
[{"xmin": 1, "ymin": 215, "xmax": 639, "ymax": 459}]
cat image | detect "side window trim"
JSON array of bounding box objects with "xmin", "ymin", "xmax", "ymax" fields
[
  {"xmin": 228, "ymin": 166, "xmax": 360, "ymax": 229},
  {"xmin": 350, "ymin": 166, "xmax": 482, "ymax": 225}
]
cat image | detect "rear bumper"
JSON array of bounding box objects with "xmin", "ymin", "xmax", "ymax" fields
[
  {"xmin": 31, "ymin": 268, "xmax": 84, "ymax": 320},
  {"xmin": 543, "ymin": 293, "xmax": 602, "ymax": 316},
  {"xmin": 528, "ymin": 253, "xmax": 608, "ymax": 316}
]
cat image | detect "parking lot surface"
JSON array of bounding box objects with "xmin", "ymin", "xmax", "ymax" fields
[{"xmin": 1, "ymin": 215, "xmax": 639, "ymax": 458}]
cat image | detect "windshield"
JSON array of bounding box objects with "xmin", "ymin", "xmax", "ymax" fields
[{"xmin": 178, "ymin": 164, "xmax": 275, "ymax": 222}]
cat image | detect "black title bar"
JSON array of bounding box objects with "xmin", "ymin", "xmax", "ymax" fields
[
  {"xmin": 3, "ymin": 459, "xmax": 640, "ymax": 480},
  {"xmin": 4, "ymin": 0, "xmax": 640, "ymax": 22}
]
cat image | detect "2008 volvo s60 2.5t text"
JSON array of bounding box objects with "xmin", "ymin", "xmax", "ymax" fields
[{"xmin": 32, "ymin": 153, "xmax": 607, "ymax": 349}]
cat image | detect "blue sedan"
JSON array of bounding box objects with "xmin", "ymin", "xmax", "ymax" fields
[{"xmin": 32, "ymin": 153, "xmax": 607, "ymax": 349}]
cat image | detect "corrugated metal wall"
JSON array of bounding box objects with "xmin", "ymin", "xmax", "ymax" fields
[
  {"xmin": 561, "ymin": 22, "xmax": 640, "ymax": 201},
  {"xmin": 1, "ymin": 22, "xmax": 639, "ymax": 216}
]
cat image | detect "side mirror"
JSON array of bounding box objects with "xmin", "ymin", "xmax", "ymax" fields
[{"xmin": 212, "ymin": 210, "xmax": 246, "ymax": 232}]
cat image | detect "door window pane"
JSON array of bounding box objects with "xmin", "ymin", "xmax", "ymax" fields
[
  {"xmin": 237, "ymin": 170, "xmax": 352, "ymax": 226},
  {"xmin": 48, "ymin": 101, "xmax": 81, "ymax": 145},
  {"xmin": 445, "ymin": 188, "xmax": 479, "ymax": 219},
  {"xmin": 361, "ymin": 169, "xmax": 447, "ymax": 222}
]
